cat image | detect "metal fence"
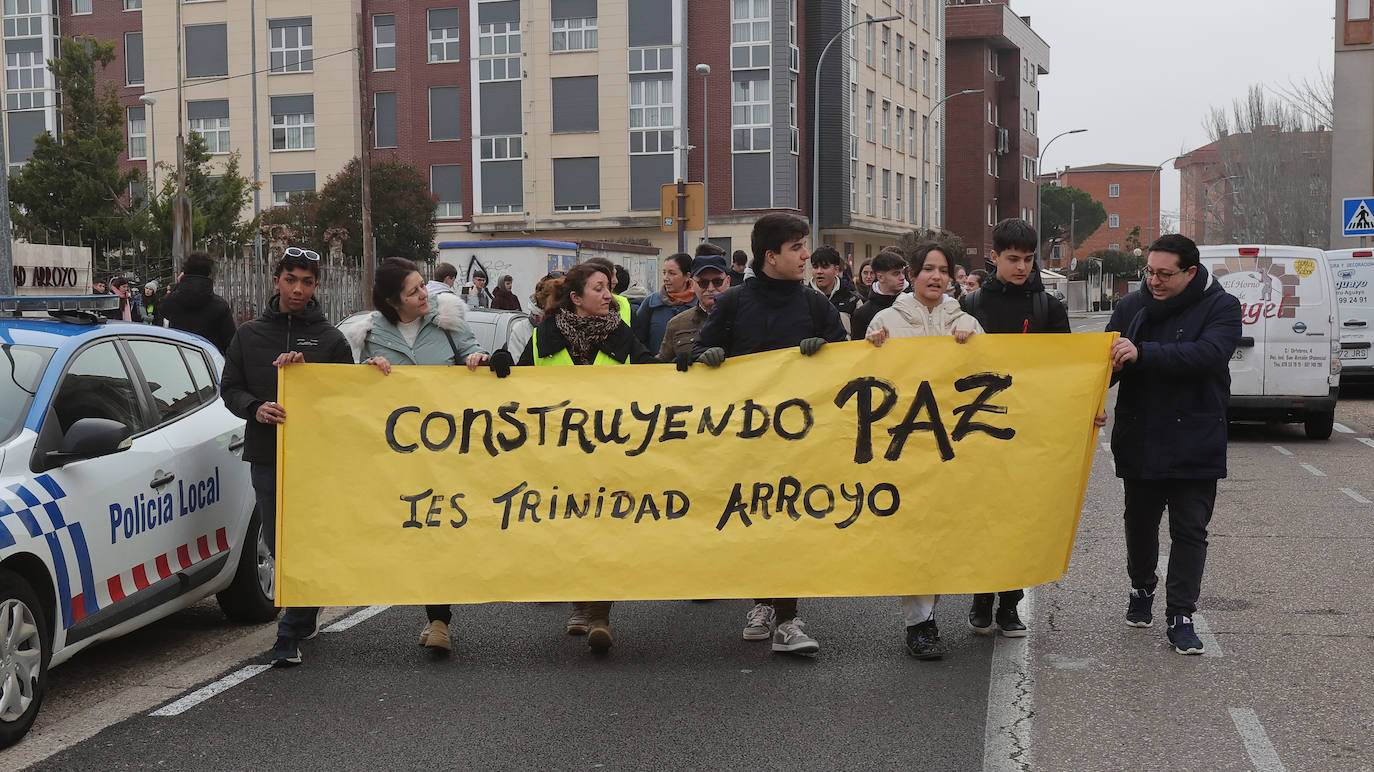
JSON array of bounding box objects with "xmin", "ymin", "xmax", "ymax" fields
[{"xmin": 216, "ymin": 256, "xmax": 367, "ymax": 327}]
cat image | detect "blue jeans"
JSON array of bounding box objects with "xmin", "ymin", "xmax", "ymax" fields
[{"xmin": 250, "ymin": 463, "xmax": 319, "ymax": 640}]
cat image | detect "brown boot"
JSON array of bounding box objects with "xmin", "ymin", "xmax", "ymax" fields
[
  {"xmin": 566, "ymin": 602, "xmax": 589, "ymax": 635},
  {"xmin": 586, "ymin": 601, "xmax": 613, "ymax": 653}
]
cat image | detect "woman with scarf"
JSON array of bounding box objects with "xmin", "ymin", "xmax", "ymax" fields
[
  {"xmin": 631, "ymin": 252, "xmax": 696, "ymax": 354},
  {"xmin": 349, "ymin": 256, "xmax": 489, "ymax": 656},
  {"xmin": 517, "ymin": 261, "xmax": 653, "ymax": 653}
]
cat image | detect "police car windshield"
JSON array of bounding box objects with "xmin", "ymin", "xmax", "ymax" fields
[{"xmin": 1, "ymin": 344, "xmax": 54, "ymax": 444}]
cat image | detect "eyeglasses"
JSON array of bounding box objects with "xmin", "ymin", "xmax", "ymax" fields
[
  {"xmin": 1143, "ymin": 267, "xmax": 1188, "ymax": 281},
  {"xmin": 285, "ymin": 247, "xmax": 321, "ymax": 261},
  {"xmin": 695, "ymin": 276, "xmax": 727, "ymax": 289}
]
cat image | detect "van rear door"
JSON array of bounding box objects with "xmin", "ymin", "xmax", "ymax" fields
[
  {"xmin": 1201, "ymin": 249, "xmax": 1266, "ymax": 396},
  {"xmin": 1328, "ymin": 250, "xmax": 1373, "ymax": 375}
]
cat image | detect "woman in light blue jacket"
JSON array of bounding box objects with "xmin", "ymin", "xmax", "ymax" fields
[{"xmin": 346, "ymin": 256, "xmax": 489, "ymax": 655}]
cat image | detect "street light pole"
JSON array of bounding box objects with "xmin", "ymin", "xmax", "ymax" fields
[
  {"xmin": 1147, "ymin": 154, "xmax": 1179, "ymax": 246},
  {"xmin": 811, "ymin": 13, "xmax": 900, "ymax": 248},
  {"xmin": 1034, "ymin": 128, "xmax": 1087, "ymax": 259},
  {"xmin": 139, "ymin": 95, "xmax": 157, "ymax": 196},
  {"xmin": 921, "ymin": 88, "xmax": 982, "ymax": 230},
  {"xmin": 696, "ymin": 63, "xmax": 711, "ymax": 242}
]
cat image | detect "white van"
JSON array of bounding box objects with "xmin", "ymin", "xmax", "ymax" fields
[
  {"xmin": 1325, "ymin": 248, "xmax": 1374, "ymax": 384},
  {"xmin": 1197, "ymin": 245, "xmax": 1342, "ymax": 439}
]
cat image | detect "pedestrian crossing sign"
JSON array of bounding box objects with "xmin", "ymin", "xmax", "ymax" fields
[{"xmin": 1343, "ymin": 197, "xmax": 1374, "ymax": 237}]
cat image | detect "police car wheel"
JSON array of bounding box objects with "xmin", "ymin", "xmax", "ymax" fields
[
  {"xmin": 0, "ymin": 568, "xmax": 50, "ymax": 748},
  {"xmin": 215, "ymin": 513, "xmax": 279, "ymax": 624}
]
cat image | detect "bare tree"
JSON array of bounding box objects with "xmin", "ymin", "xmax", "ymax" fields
[{"xmin": 1203, "ymin": 84, "xmax": 1331, "ymax": 247}]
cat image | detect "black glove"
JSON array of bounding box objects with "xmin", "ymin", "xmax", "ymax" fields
[
  {"xmin": 489, "ymin": 349, "xmax": 513, "ymax": 378},
  {"xmin": 696, "ymin": 347, "xmax": 726, "ymax": 368},
  {"xmin": 799, "ymin": 337, "xmax": 826, "ymax": 356},
  {"xmin": 675, "ymin": 350, "xmax": 694, "ymax": 372}
]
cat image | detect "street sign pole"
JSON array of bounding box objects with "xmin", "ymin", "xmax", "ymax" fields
[{"xmin": 676, "ymin": 178, "xmax": 687, "ymax": 254}]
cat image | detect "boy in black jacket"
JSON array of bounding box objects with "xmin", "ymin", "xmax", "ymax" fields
[
  {"xmin": 221, "ymin": 250, "xmax": 353, "ymax": 667},
  {"xmin": 959, "ymin": 218, "xmax": 1069, "ymax": 638}
]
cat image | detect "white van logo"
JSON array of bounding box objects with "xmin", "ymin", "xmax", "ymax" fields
[
  {"xmin": 1212, "ymin": 261, "xmax": 1306, "ymax": 326},
  {"xmin": 1292, "ymin": 321, "xmax": 1307, "ymax": 334},
  {"xmin": 1338, "ymin": 269, "xmax": 1355, "ymax": 280}
]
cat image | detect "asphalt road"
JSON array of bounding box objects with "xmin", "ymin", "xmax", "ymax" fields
[{"xmin": 5, "ymin": 313, "xmax": 1372, "ymax": 771}]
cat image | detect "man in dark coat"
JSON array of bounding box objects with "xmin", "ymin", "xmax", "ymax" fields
[
  {"xmin": 809, "ymin": 246, "xmax": 861, "ymax": 337},
  {"xmin": 1106, "ymin": 233, "xmax": 1241, "ymax": 655},
  {"xmin": 692, "ymin": 212, "xmax": 847, "ymax": 657},
  {"xmin": 159, "ymin": 250, "xmax": 238, "ymax": 353},
  {"xmin": 849, "ymin": 248, "xmax": 909, "ymax": 340},
  {"xmin": 958, "ymin": 218, "xmax": 1069, "ymax": 638},
  {"xmin": 221, "ymin": 250, "xmax": 354, "ymax": 668}
]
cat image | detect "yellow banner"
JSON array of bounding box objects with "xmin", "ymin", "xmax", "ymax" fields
[{"xmin": 277, "ymin": 334, "xmax": 1114, "ymax": 606}]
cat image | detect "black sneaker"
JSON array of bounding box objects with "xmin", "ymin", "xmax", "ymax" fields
[
  {"xmin": 995, "ymin": 605, "xmax": 1028, "ymax": 638},
  {"xmin": 270, "ymin": 634, "xmax": 302, "ymax": 667},
  {"xmin": 1126, "ymin": 588, "xmax": 1154, "ymax": 628},
  {"xmin": 1167, "ymin": 616, "xmax": 1204, "ymax": 655},
  {"xmin": 905, "ymin": 620, "xmax": 943, "ymax": 660},
  {"xmin": 968, "ymin": 594, "xmax": 995, "ymax": 634}
]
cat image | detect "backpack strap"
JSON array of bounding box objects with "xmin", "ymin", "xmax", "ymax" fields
[
  {"xmin": 442, "ymin": 328, "xmax": 461, "ymax": 366},
  {"xmin": 805, "ymin": 287, "xmax": 833, "ymax": 336},
  {"xmin": 714, "ymin": 287, "xmax": 740, "ymax": 354}
]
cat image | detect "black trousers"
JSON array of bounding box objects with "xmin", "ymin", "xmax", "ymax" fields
[
  {"xmin": 1123, "ymin": 478, "xmax": 1217, "ymax": 619},
  {"xmin": 755, "ymin": 598, "xmax": 798, "ymax": 621}
]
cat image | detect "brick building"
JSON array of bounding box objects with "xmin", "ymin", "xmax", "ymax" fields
[
  {"xmin": 1039, "ymin": 163, "xmax": 1157, "ymax": 268},
  {"xmin": 944, "ymin": 0, "xmax": 1048, "ymax": 268}
]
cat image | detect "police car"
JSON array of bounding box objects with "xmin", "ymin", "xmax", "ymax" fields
[{"xmin": 0, "ymin": 296, "xmax": 272, "ymax": 747}]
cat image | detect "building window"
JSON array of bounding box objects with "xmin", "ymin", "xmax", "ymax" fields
[
  {"xmin": 477, "ymin": 21, "xmax": 521, "ymax": 80},
  {"xmin": 429, "ymin": 86, "xmax": 462, "ymax": 141},
  {"xmin": 552, "ymin": 16, "xmax": 597, "ymax": 51},
  {"xmin": 922, "ymin": 0, "xmax": 930, "ymax": 28},
  {"xmin": 552, "ymin": 76, "xmax": 599, "ymax": 133},
  {"xmin": 432, "ymin": 164, "xmax": 463, "ymax": 218},
  {"xmin": 788, "ymin": 0, "xmax": 800, "ymax": 72},
  {"xmin": 910, "ymin": 112, "xmax": 919, "ymax": 156},
  {"xmin": 4, "ymin": 0, "xmax": 45, "ymax": 37},
  {"xmin": 373, "ymin": 14, "xmax": 395, "ymax": 71},
  {"xmin": 553, "ymin": 157, "xmax": 600, "ymax": 211},
  {"xmin": 731, "ymin": 0, "xmax": 770, "ymax": 69},
  {"xmin": 882, "ymin": 169, "xmax": 890, "ymax": 219},
  {"xmin": 125, "ymin": 0, "xmax": 141, "ymax": 8},
  {"xmin": 987, "ymin": 203, "xmax": 995, "ymax": 226},
  {"xmin": 631, "ymin": 76, "xmax": 675, "ymax": 153},
  {"xmin": 850, "ymin": 157, "xmax": 858, "ymax": 213},
  {"xmin": 732, "ymin": 77, "xmax": 770, "ymax": 152},
  {"xmin": 269, "ymin": 18, "xmax": 313, "ymax": 74},
  {"xmin": 629, "ymin": 47, "xmax": 673, "ymax": 73},
  {"xmin": 185, "ymin": 23, "xmax": 229, "ymax": 78},
  {"xmin": 848, "ymin": 4, "xmax": 858, "ymax": 59},
  {"xmin": 4, "ymin": 49, "xmax": 43, "ymax": 99},
  {"xmin": 921, "ymin": 50, "xmax": 929, "ymax": 96},
  {"xmin": 988, "ymin": 153, "xmax": 997, "ymax": 177},
  {"xmin": 865, "ymin": 90, "xmax": 874, "ymax": 141},
  {"xmin": 789, "ymin": 77, "xmax": 799, "ymax": 154},
  {"xmin": 271, "ymin": 172, "xmax": 315, "ymax": 207},
  {"xmin": 881, "ymin": 100, "xmax": 890, "ymax": 147},
  {"xmin": 428, "ymin": 8, "xmax": 461, "ymax": 63},
  {"xmin": 895, "ymin": 173, "xmax": 904, "ymax": 222},
  {"xmin": 188, "ymin": 100, "xmax": 231, "ymax": 154},
  {"xmin": 270, "ymin": 95, "xmax": 315, "ymax": 151},
  {"xmin": 1109, "ymin": 183, "xmax": 1120, "ymax": 198},
  {"xmin": 865, "ymin": 16, "xmax": 874, "ymax": 67},
  {"xmin": 1350, "ymin": 0, "xmax": 1371, "ymax": 21},
  {"xmin": 125, "ymin": 32, "xmax": 144, "ymax": 86},
  {"xmin": 1109, "ymin": 243, "xmax": 1120, "ymax": 251},
  {"xmin": 72, "ymin": 0, "xmax": 90, "ymax": 13},
  {"xmin": 880, "ymin": 26, "xmax": 890, "ymax": 75},
  {"xmin": 127, "ymin": 106, "xmax": 147, "ymax": 160},
  {"xmin": 374, "ymin": 91, "xmax": 397, "ymax": 148},
  {"xmin": 480, "ymin": 135, "xmax": 522, "ymax": 161},
  {"xmin": 908, "ymin": 43, "xmax": 916, "ymax": 88},
  {"xmin": 911, "ymin": 178, "xmax": 919, "ymax": 224},
  {"xmin": 866, "ymin": 165, "xmax": 875, "ymax": 216},
  {"xmin": 1109, "ymin": 213, "xmax": 1120, "ymax": 228},
  {"xmin": 895, "ymin": 35, "xmax": 904, "ymax": 83}
]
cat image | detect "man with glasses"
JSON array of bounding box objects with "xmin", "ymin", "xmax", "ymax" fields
[
  {"xmin": 220, "ymin": 247, "xmax": 353, "ymax": 667},
  {"xmin": 659, "ymin": 253, "xmax": 731, "ymax": 367},
  {"xmin": 1105, "ymin": 234, "xmax": 1241, "ymax": 655}
]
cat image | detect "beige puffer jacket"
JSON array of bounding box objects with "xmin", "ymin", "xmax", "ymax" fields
[{"xmin": 866, "ymin": 293, "xmax": 984, "ymax": 339}]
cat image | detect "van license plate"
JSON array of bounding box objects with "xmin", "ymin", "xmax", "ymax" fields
[{"xmin": 1338, "ymin": 348, "xmax": 1368, "ymax": 360}]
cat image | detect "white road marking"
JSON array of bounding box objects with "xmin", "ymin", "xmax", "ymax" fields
[
  {"xmin": 1229, "ymin": 707, "xmax": 1288, "ymax": 772},
  {"xmin": 1332, "ymin": 422, "xmax": 1354, "ymax": 434},
  {"xmin": 1271, "ymin": 445, "xmax": 1294, "ymax": 457},
  {"xmin": 1340, "ymin": 488, "xmax": 1373, "ymax": 504},
  {"xmin": 983, "ymin": 591, "xmax": 1034, "ymax": 772},
  {"xmin": 1300, "ymin": 463, "xmax": 1326, "ymax": 477},
  {"xmin": 1357, "ymin": 437, "xmax": 1374, "ymax": 450},
  {"xmin": 150, "ymin": 665, "xmax": 272, "ymax": 716},
  {"xmin": 1192, "ymin": 614, "xmax": 1223, "ymax": 658},
  {"xmin": 323, "ymin": 604, "xmax": 392, "ymax": 632}
]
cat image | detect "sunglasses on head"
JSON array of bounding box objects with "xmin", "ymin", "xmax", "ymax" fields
[
  {"xmin": 695, "ymin": 275, "xmax": 727, "ymax": 289},
  {"xmin": 285, "ymin": 246, "xmax": 321, "ymax": 261}
]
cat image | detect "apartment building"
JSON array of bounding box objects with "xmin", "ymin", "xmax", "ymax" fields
[
  {"xmin": 1040, "ymin": 163, "xmax": 1157, "ymax": 268},
  {"xmin": 805, "ymin": 0, "xmax": 944, "ymax": 265},
  {"xmin": 1331, "ymin": 0, "xmax": 1374, "ymax": 248},
  {"xmin": 944, "ymin": 0, "xmax": 1047, "ymax": 267},
  {"xmin": 4, "ymin": 0, "xmax": 852, "ymax": 256}
]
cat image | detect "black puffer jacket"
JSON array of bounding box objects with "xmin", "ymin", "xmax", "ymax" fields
[
  {"xmin": 1106, "ymin": 265, "xmax": 1242, "ymax": 480},
  {"xmin": 158, "ymin": 275, "xmax": 238, "ymax": 353},
  {"xmin": 960, "ymin": 271, "xmax": 1069, "ymax": 334},
  {"xmin": 220, "ymin": 296, "xmax": 353, "ymax": 464},
  {"xmin": 693, "ymin": 273, "xmax": 847, "ymax": 357},
  {"xmin": 850, "ymin": 292, "xmax": 900, "ymax": 341}
]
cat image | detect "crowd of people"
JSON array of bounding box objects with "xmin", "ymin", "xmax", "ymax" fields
[{"xmin": 168, "ymin": 211, "xmax": 1237, "ymax": 668}]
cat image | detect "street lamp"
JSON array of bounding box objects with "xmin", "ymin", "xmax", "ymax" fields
[
  {"xmin": 139, "ymin": 94, "xmax": 157, "ymax": 196},
  {"xmin": 1034, "ymin": 128, "xmax": 1087, "ymax": 259},
  {"xmin": 921, "ymin": 88, "xmax": 982, "ymax": 230},
  {"xmin": 811, "ymin": 13, "xmax": 900, "ymax": 248},
  {"xmin": 695, "ymin": 63, "xmax": 711, "ymax": 242},
  {"xmin": 1147, "ymin": 154, "xmax": 1179, "ymax": 246}
]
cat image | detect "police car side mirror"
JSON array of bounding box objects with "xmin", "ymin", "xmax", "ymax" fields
[{"xmin": 44, "ymin": 418, "xmax": 132, "ymax": 467}]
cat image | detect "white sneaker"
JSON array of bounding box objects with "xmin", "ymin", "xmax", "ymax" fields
[
  {"xmin": 743, "ymin": 602, "xmax": 775, "ymax": 641},
  {"xmin": 771, "ymin": 618, "xmax": 820, "ymax": 654}
]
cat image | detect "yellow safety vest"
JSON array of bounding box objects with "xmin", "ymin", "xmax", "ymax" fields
[
  {"xmin": 531, "ymin": 329, "xmax": 625, "ymax": 366},
  {"xmin": 614, "ymin": 294, "xmax": 632, "ymax": 324}
]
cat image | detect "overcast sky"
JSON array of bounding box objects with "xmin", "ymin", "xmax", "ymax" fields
[{"xmin": 1012, "ymin": 0, "xmax": 1335, "ymax": 227}]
